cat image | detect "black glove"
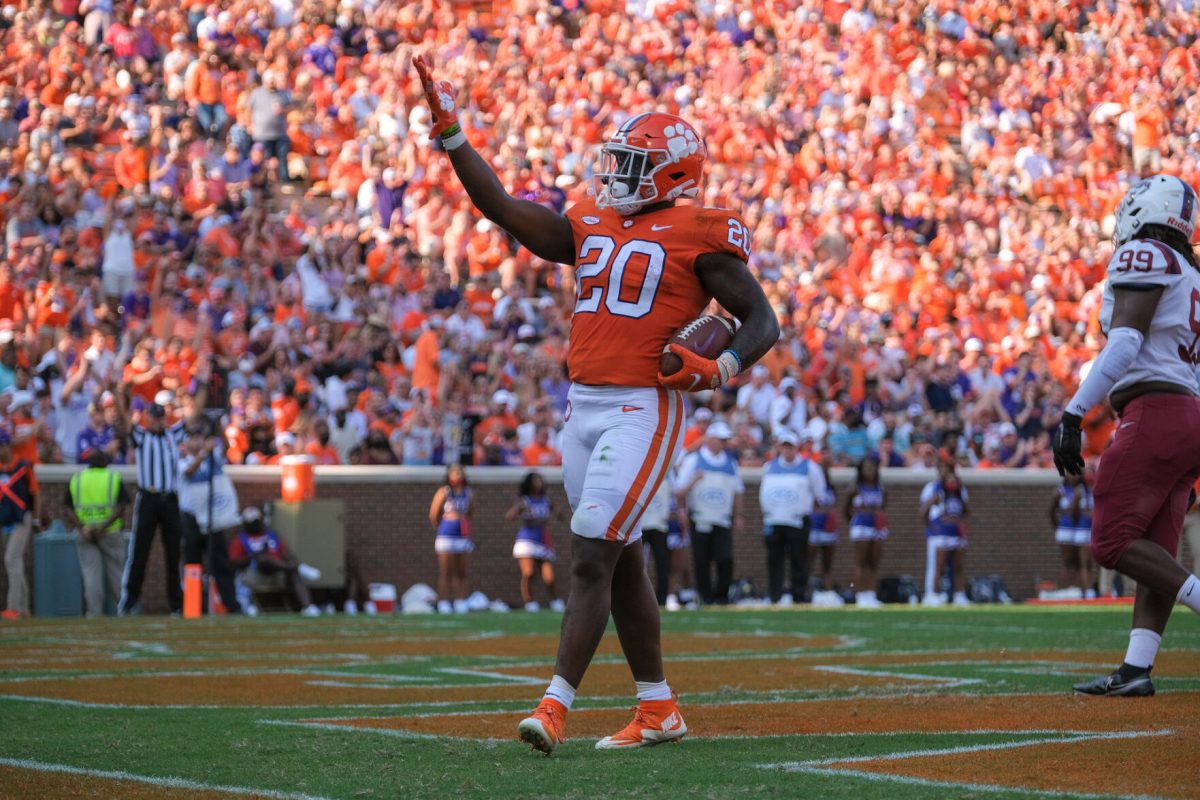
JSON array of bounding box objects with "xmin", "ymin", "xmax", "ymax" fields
[{"xmin": 1052, "ymin": 411, "xmax": 1085, "ymax": 477}]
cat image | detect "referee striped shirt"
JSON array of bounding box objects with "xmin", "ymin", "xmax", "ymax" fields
[{"xmin": 130, "ymin": 421, "xmax": 186, "ymax": 493}]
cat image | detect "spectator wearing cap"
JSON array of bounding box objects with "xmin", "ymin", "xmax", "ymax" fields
[
  {"xmin": 675, "ymin": 420, "xmax": 744, "ymax": 606},
  {"xmin": 769, "ymin": 376, "xmax": 807, "ymax": 436},
  {"xmin": 112, "ymin": 354, "xmax": 211, "ymax": 615},
  {"xmin": 66, "ymin": 448, "xmax": 129, "ymax": 617},
  {"xmin": 681, "ymin": 406, "xmax": 714, "ymax": 452},
  {"xmin": 759, "ymin": 428, "xmax": 826, "ymax": 606},
  {"xmin": 75, "ymin": 399, "xmax": 119, "ymax": 465},
  {"xmin": 268, "ymin": 432, "xmax": 298, "ymax": 465},
  {"xmin": 0, "ymin": 428, "xmax": 39, "ymax": 618},
  {"xmin": 996, "ymin": 422, "xmax": 1028, "ymax": 468},
  {"xmin": 8, "ymin": 391, "xmax": 38, "ymax": 466}
]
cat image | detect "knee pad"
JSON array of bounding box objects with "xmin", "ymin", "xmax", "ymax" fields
[{"xmin": 571, "ymin": 500, "xmax": 616, "ymax": 541}]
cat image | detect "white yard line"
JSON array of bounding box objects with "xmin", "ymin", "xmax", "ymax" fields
[
  {"xmin": 0, "ymin": 756, "xmax": 335, "ymax": 800},
  {"xmin": 812, "ymin": 665, "xmax": 983, "ymax": 687},
  {"xmin": 257, "ymin": 719, "xmax": 441, "ymax": 740}
]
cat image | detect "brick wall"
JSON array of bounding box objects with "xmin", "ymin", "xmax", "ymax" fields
[{"xmin": 5, "ymin": 466, "xmax": 1089, "ymax": 614}]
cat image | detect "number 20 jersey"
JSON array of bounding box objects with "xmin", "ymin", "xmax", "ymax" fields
[
  {"xmin": 565, "ymin": 197, "xmax": 751, "ymax": 387},
  {"xmin": 1099, "ymin": 238, "xmax": 1200, "ymax": 394}
]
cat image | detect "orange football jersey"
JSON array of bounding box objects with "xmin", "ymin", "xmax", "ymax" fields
[{"xmin": 565, "ymin": 198, "xmax": 750, "ymax": 387}]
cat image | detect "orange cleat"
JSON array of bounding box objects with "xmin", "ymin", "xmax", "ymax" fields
[
  {"xmin": 517, "ymin": 698, "xmax": 568, "ymax": 756},
  {"xmin": 595, "ymin": 696, "xmax": 687, "ymax": 749}
]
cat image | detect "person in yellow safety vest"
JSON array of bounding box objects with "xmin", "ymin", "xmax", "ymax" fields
[{"xmin": 67, "ymin": 449, "xmax": 130, "ymax": 617}]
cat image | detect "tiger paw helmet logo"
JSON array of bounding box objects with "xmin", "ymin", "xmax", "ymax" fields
[{"xmin": 663, "ymin": 124, "xmax": 700, "ymax": 163}]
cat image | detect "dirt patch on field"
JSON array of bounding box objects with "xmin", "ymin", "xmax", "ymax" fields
[
  {"xmin": 320, "ymin": 692, "xmax": 1200, "ymax": 741},
  {"xmin": 0, "ymin": 765, "xmax": 235, "ymax": 799},
  {"xmin": 836, "ymin": 703, "xmax": 1200, "ymax": 800}
]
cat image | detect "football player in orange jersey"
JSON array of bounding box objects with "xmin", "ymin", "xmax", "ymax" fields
[{"xmin": 414, "ymin": 56, "xmax": 779, "ymax": 753}]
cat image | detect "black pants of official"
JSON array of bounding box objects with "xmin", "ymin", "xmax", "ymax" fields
[
  {"xmin": 765, "ymin": 520, "xmax": 810, "ymax": 602},
  {"xmin": 691, "ymin": 522, "xmax": 733, "ymax": 605},
  {"xmin": 181, "ymin": 513, "xmax": 241, "ymax": 614},
  {"xmin": 643, "ymin": 528, "xmax": 671, "ymax": 605},
  {"xmin": 121, "ymin": 491, "xmax": 183, "ymax": 614}
]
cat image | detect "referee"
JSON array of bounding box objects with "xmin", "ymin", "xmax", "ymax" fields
[{"xmin": 114, "ymin": 363, "xmax": 209, "ymax": 615}]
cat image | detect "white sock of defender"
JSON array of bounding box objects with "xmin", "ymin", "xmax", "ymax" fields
[
  {"xmin": 544, "ymin": 675, "xmax": 576, "ymax": 709},
  {"xmin": 1124, "ymin": 628, "xmax": 1162, "ymax": 670},
  {"xmin": 1177, "ymin": 575, "xmax": 1200, "ymax": 614},
  {"xmin": 635, "ymin": 679, "xmax": 672, "ymax": 702}
]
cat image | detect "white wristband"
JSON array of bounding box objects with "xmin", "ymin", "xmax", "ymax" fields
[
  {"xmin": 715, "ymin": 351, "xmax": 741, "ymax": 386},
  {"xmin": 441, "ymin": 129, "xmax": 467, "ymax": 150}
]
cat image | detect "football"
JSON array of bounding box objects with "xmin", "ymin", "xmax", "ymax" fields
[{"xmin": 660, "ymin": 315, "xmax": 736, "ymax": 376}]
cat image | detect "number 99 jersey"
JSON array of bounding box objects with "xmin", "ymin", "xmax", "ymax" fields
[
  {"xmin": 565, "ymin": 197, "xmax": 751, "ymax": 387},
  {"xmin": 1100, "ymin": 238, "xmax": 1200, "ymax": 394}
]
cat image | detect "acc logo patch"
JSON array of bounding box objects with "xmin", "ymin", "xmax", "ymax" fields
[{"xmin": 582, "ymin": 216, "xmax": 600, "ymax": 225}]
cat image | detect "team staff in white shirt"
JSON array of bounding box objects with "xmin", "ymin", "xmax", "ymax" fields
[
  {"xmin": 758, "ymin": 428, "xmax": 826, "ymax": 606},
  {"xmin": 675, "ymin": 421, "xmax": 744, "ymax": 605}
]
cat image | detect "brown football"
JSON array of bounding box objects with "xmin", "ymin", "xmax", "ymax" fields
[{"xmin": 660, "ymin": 315, "xmax": 736, "ymax": 376}]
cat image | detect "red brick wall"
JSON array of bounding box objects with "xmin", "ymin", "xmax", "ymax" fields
[{"xmin": 5, "ymin": 466, "xmax": 1086, "ymax": 614}]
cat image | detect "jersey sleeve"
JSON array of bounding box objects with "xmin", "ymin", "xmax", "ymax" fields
[
  {"xmin": 1105, "ymin": 240, "xmax": 1185, "ymax": 287},
  {"xmin": 698, "ymin": 209, "xmax": 752, "ymax": 263}
]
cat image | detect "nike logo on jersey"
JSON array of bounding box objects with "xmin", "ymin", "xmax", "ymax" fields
[
  {"xmin": 621, "ymin": 405, "xmax": 643, "ymax": 413},
  {"xmin": 1120, "ymin": 422, "xmax": 1133, "ymax": 429},
  {"xmin": 651, "ymin": 224, "xmax": 673, "ymax": 231}
]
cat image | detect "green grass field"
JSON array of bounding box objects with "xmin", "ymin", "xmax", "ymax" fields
[{"xmin": 1, "ymin": 607, "xmax": 1198, "ymax": 799}]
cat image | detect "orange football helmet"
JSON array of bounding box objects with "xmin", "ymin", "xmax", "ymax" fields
[{"xmin": 594, "ymin": 112, "xmax": 706, "ymax": 215}]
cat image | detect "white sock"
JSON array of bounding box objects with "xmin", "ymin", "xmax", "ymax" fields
[
  {"xmin": 1177, "ymin": 575, "xmax": 1200, "ymax": 614},
  {"xmin": 635, "ymin": 679, "xmax": 672, "ymax": 702},
  {"xmin": 544, "ymin": 675, "xmax": 576, "ymax": 709},
  {"xmin": 1124, "ymin": 628, "xmax": 1162, "ymax": 669}
]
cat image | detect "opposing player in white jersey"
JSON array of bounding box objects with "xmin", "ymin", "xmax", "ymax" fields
[{"xmin": 1053, "ymin": 175, "xmax": 1200, "ymax": 696}]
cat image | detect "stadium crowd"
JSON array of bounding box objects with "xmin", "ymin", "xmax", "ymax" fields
[{"xmin": 0, "ymin": 0, "xmax": 1197, "ymax": 472}]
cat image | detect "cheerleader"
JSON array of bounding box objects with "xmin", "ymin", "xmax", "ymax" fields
[
  {"xmin": 807, "ymin": 460, "xmax": 842, "ymax": 606},
  {"xmin": 429, "ymin": 464, "xmax": 473, "ymax": 613},
  {"xmin": 506, "ymin": 472, "xmax": 564, "ymax": 612},
  {"xmin": 920, "ymin": 459, "xmax": 970, "ymax": 606},
  {"xmin": 845, "ymin": 454, "xmax": 887, "ymax": 608},
  {"xmin": 1050, "ymin": 471, "xmax": 1095, "ymax": 598}
]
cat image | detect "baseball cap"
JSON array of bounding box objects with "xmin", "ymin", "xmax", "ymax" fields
[
  {"xmin": 693, "ymin": 407, "xmax": 713, "ymax": 423},
  {"xmin": 706, "ymin": 421, "xmax": 733, "ymax": 440},
  {"xmin": 275, "ymin": 432, "xmax": 297, "ymax": 447},
  {"xmin": 751, "ymin": 364, "xmax": 769, "ymax": 378},
  {"xmin": 242, "ymin": 506, "xmax": 262, "ymax": 523},
  {"xmin": 999, "ymin": 422, "xmax": 1018, "ymax": 437},
  {"xmin": 799, "ymin": 429, "xmax": 815, "ymax": 443},
  {"xmin": 154, "ymin": 390, "xmax": 175, "ymax": 407},
  {"xmin": 778, "ymin": 376, "xmax": 799, "ymax": 392},
  {"xmin": 774, "ymin": 428, "xmax": 800, "ymax": 446},
  {"xmin": 491, "ymin": 389, "xmax": 516, "ymax": 408},
  {"xmin": 517, "ymin": 324, "xmax": 537, "ymax": 341},
  {"xmin": 965, "ymin": 338, "xmax": 984, "ymax": 352}
]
